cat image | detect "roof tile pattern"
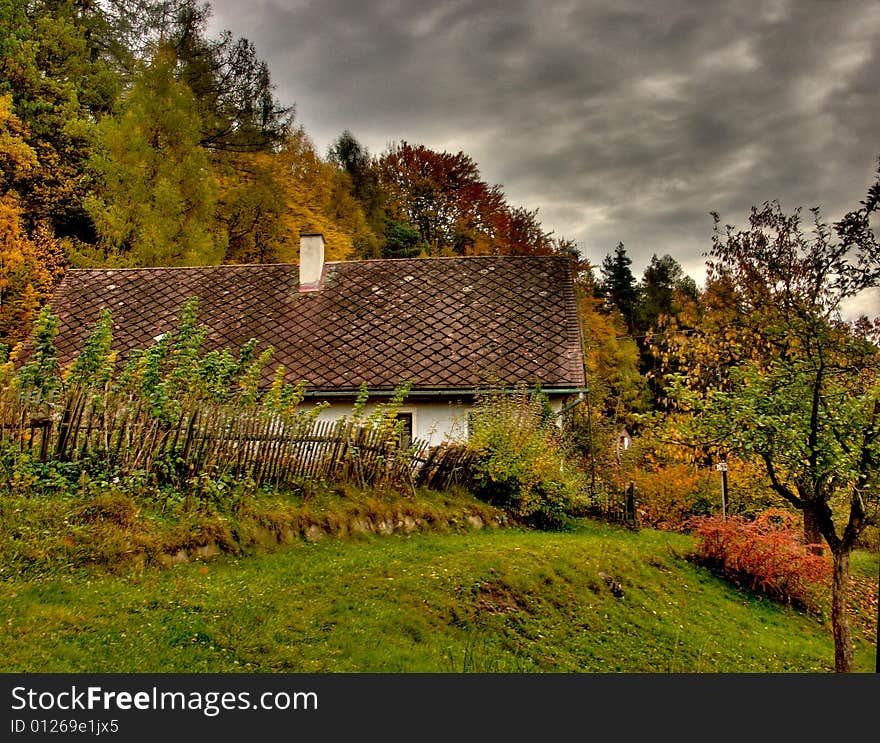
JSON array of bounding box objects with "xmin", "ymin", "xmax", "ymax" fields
[{"xmin": 48, "ymin": 256, "xmax": 586, "ymax": 393}]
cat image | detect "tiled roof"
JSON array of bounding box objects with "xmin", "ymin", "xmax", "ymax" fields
[{"xmin": 47, "ymin": 256, "xmax": 586, "ymax": 394}]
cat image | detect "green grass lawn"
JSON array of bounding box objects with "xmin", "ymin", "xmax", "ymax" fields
[{"xmin": 2, "ymin": 519, "xmax": 875, "ymax": 673}]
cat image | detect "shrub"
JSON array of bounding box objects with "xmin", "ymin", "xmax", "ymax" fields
[
  {"xmin": 616, "ymin": 429, "xmax": 789, "ymax": 531},
  {"xmin": 689, "ymin": 509, "xmax": 832, "ymax": 613},
  {"xmin": 466, "ymin": 387, "xmax": 582, "ymax": 529},
  {"xmin": 630, "ymin": 463, "xmax": 716, "ymax": 530}
]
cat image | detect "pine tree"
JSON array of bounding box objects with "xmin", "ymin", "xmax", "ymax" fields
[
  {"xmin": 599, "ymin": 242, "xmax": 639, "ymax": 332},
  {"xmin": 637, "ymin": 253, "xmax": 698, "ymax": 331}
]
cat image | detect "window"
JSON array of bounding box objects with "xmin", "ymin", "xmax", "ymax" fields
[{"xmin": 394, "ymin": 412, "xmax": 413, "ymax": 449}]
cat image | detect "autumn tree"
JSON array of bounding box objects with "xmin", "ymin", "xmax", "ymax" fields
[
  {"xmin": 85, "ymin": 46, "xmax": 225, "ymax": 266},
  {"xmin": 0, "ymin": 93, "xmax": 66, "ymax": 348},
  {"xmin": 0, "ymin": 199, "xmax": 65, "ymax": 349},
  {"xmin": 663, "ymin": 163, "xmax": 880, "ymax": 672},
  {"xmin": 254, "ymin": 127, "xmax": 368, "ymax": 261},
  {"xmin": 215, "ymin": 150, "xmax": 287, "ymax": 264},
  {"xmin": 378, "ymin": 141, "xmax": 493, "ymax": 255},
  {"xmin": 565, "ymin": 259, "xmax": 647, "ymax": 492},
  {"xmin": 378, "ymin": 141, "xmax": 562, "ymax": 257},
  {"xmin": 488, "ymin": 205, "xmax": 559, "ymax": 257},
  {"xmin": 0, "ymin": 0, "xmax": 117, "ymax": 243}
]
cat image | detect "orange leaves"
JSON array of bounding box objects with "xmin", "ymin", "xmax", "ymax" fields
[
  {"xmin": 377, "ymin": 141, "xmax": 557, "ymax": 257},
  {"xmin": 690, "ymin": 509, "xmax": 832, "ymax": 613},
  {"xmin": 0, "ymin": 196, "xmax": 66, "ymax": 347},
  {"xmin": 630, "ymin": 462, "xmax": 714, "ymax": 531}
]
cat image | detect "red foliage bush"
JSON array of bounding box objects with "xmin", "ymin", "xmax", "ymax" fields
[{"xmin": 689, "ymin": 509, "xmax": 832, "ymax": 613}]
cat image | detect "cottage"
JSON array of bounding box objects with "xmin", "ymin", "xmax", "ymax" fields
[{"xmin": 46, "ymin": 234, "xmax": 587, "ymax": 446}]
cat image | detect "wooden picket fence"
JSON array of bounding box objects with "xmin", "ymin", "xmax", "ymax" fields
[{"xmin": 0, "ymin": 387, "xmax": 477, "ymax": 494}]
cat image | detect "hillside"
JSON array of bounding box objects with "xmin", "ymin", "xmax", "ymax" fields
[{"xmin": 1, "ymin": 519, "xmax": 876, "ymax": 673}]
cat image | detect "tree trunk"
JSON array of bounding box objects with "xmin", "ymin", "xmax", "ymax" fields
[
  {"xmin": 803, "ymin": 509, "xmax": 824, "ymax": 555},
  {"xmin": 830, "ymin": 547, "xmax": 854, "ymax": 673}
]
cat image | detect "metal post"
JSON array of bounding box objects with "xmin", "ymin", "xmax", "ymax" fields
[
  {"xmin": 585, "ymin": 389, "xmax": 596, "ymax": 498},
  {"xmin": 716, "ymin": 458, "xmax": 728, "ymax": 520},
  {"xmin": 721, "ymin": 467, "xmax": 727, "ymax": 520}
]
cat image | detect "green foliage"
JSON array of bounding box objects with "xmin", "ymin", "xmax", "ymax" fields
[
  {"xmin": 103, "ymin": 0, "xmax": 292, "ymax": 153},
  {"xmin": 85, "ymin": 46, "xmax": 225, "ymax": 266},
  {"xmin": 382, "ymin": 219, "xmax": 424, "ymax": 259},
  {"xmin": 112, "ymin": 298, "xmax": 279, "ymax": 422},
  {"xmin": 0, "ymin": 304, "xmax": 431, "ymax": 509},
  {"xmin": 669, "ymin": 357, "xmax": 878, "ymax": 496},
  {"xmin": 327, "ymin": 130, "xmax": 386, "ymax": 257},
  {"xmin": 636, "ymin": 253, "xmax": 697, "ymax": 332},
  {"xmin": 13, "ymin": 304, "xmax": 60, "ymax": 398},
  {"xmin": 67, "ymin": 309, "xmax": 115, "ymax": 389},
  {"xmin": 467, "ymin": 386, "xmax": 583, "ymax": 529}
]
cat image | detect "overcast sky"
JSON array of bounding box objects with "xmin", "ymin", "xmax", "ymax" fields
[{"xmin": 207, "ymin": 0, "xmax": 879, "ymax": 318}]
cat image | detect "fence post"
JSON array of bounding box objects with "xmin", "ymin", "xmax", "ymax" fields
[{"xmin": 624, "ymin": 481, "xmax": 637, "ymax": 529}]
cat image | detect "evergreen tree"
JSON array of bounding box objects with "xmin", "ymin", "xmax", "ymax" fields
[
  {"xmin": 85, "ymin": 46, "xmax": 225, "ymax": 266},
  {"xmin": 637, "ymin": 253, "xmax": 698, "ymax": 331},
  {"xmin": 328, "ymin": 130, "xmax": 386, "ymax": 258},
  {"xmin": 599, "ymin": 242, "xmax": 639, "ymax": 332},
  {"xmin": 102, "ymin": 0, "xmax": 291, "ymax": 153}
]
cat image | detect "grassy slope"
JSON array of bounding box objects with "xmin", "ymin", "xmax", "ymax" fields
[{"xmin": 1, "ymin": 519, "xmax": 876, "ymax": 673}]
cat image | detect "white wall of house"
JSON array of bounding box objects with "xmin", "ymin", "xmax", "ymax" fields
[{"xmin": 308, "ymin": 395, "xmax": 565, "ymax": 448}]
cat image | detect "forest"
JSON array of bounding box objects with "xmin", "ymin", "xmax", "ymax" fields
[{"xmin": 1, "ymin": 0, "xmax": 878, "ymax": 674}]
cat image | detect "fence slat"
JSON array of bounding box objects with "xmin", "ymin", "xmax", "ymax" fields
[{"xmin": 1, "ymin": 386, "xmax": 483, "ymax": 496}]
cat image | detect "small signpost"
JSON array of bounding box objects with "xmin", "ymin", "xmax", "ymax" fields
[{"xmin": 715, "ymin": 459, "xmax": 728, "ymax": 519}]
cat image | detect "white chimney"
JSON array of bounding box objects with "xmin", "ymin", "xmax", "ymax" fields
[{"xmin": 299, "ymin": 232, "xmax": 325, "ymax": 292}]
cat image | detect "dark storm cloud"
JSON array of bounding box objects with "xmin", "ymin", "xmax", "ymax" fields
[{"xmin": 207, "ymin": 0, "xmax": 880, "ymax": 314}]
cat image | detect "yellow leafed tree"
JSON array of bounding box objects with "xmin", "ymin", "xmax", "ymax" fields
[
  {"xmin": 0, "ymin": 95, "xmax": 66, "ymax": 349},
  {"xmin": 0, "ymin": 196, "xmax": 66, "ymax": 349},
  {"xmin": 219, "ymin": 129, "xmax": 369, "ymax": 265}
]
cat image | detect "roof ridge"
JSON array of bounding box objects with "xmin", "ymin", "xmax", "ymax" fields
[
  {"xmin": 63, "ymin": 263, "xmax": 299, "ymax": 273},
  {"xmin": 63, "ymin": 254, "xmax": 571, "ymax": 273},
  {"xmin": 338, "ymin": 254, "xmax": 572, "ymax": 264}
]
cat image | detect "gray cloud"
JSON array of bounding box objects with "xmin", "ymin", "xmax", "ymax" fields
[{"xmin": 207, "ymin": 0, "xmax": 880, "ymax": 314}]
